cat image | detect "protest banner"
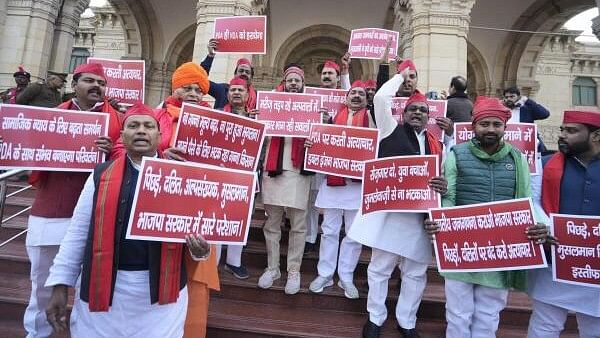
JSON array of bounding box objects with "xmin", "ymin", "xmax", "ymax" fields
[
  {"xmin": 454, "ymin": 122, "xmax": 538, "ymax": 174},
  {"xmin": 304, "ymin": 86, "xmax": 348, "ymax": 119},
  {"xmin": 0, "ymin": 104, "xmax": 108, "ymax": 171},
  {"xmin": 361, "ymin": 155, "xmax": 440, "ymax": 214},
  {"xmin": 391, "ymin": 97, "xmax": 447, "ymax": 141},
  {"xmin": 429, "ymin": 198, "xmax": 547, "ymax": 272},
  {"xmin": 256, "ymin": 91, "xmax": 323, "ymax": 137},
  {"xmin": 213, "ymin": 15, "xmax": 267, "ymax": 54},
  {"xmin": 304, "ymin": 124, "xmax": 378, "ymax": 179},
  {"xmin": 87, "ymin": 57, "xmax": 145, "ymax": 105},
  {"xmin": 551, "ymin": 214, "xmax": 600, "ymax": 288},
  {"xmin": 173, "ymin": 103, "xmax": 265, "ymax": 172},
  {"xmin": 348, "ymin": 28, "xmax": 399, "ymax": 60},
  {"xmin": 126, "ymin": 158, "xmax": 256, "ymax": 245}
]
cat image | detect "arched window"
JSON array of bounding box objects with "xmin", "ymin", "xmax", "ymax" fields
[
  {"xmin": 572, "ymin": 77, "xmax": 597, "ymax": 106},
  {"xmin": 69, "ymin": 48, "xmax": 91, "ymax": 73}
]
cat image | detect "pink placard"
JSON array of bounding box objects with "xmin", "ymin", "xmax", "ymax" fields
[
  {"xmin": 256, "ymin": 91, "xmax": 323, "ymax": 137},
  {"xmin": 213, "ymin": 16, "xmax": 267, "ymax": 54},
  {"xmin": 304, "ymin": 123, "xmax": 378, "ymax": 179},
  {"xmin": 551, "ymin": 214, "xmax": 600, "ymax": 288},
  {"xmin": 348, "ymin": 28, "xmax": 399, "ymax": 60},
  {"xmin": 361, "ymin": 155, "xmax": 440, "ymax": 214},
  {"xmin": 173, "ymin": 103, "xmax": 265, "ymax": 172},
  {"xmin": 391, "ymin": 97, "xmax": 447, "ymax": 141},
  {"xmin": 87, "ymin": 57, "xmax": 145, "ymax": 105},
  {"xmin": 454, "ymin": 122, "xmax": 538, "ymax": 174},
  {"xmin": 0, "ymin": 104, "xmax": 108, "ymax": 171},
  {"xmin": 429, "ymin": 198, "xmax": 547, "ymax": 272},
  {"xmin": 126, "ymin": 158, "xmax": 257, "ymax": 245},
  {"xmin": 304, "ymin": 87, "xmax": 348, "ymax": 119}
]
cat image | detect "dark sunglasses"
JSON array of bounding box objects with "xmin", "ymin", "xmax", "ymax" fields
[{"xmin": 406, "ymin": 105, "xmax": 429, "ymax": 113}]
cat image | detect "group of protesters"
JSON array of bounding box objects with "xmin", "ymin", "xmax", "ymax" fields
[{"xmin": 1, "ymin": 35, "xmax": 598, "ymax": 338}]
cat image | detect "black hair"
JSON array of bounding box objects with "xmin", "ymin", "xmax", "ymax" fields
[
  {"xmin": 450, "ymin": 76, "xmax": 467, "ymax": 93},
  {"xmin": 234, "ymin": 64, "xmax": 254, "ymax": 78},
  {"xmin": 284, "ymin": 63, "xmax": 303, "ymax": 71},
  {"xmin": 503, "ymin": 86, "xmax": 520, "ymax": 96},
  {"xmin": 72, "ymin": 73, "xmax": 82, "ymax": 83}
]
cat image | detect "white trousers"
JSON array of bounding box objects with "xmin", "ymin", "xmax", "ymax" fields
[
  {"xmin": 367, "ymin": 248, "xmax": 428, "ymax": 329},
  {"xmin": 215, "ymin": 244, "xmax": 243, "ymax": 267},
  {"xmin": 305, "ymin": 189, "xmax": 319, "ymax": 244},
  {"xmin": 24, "ymin": 245, "xmax": 60, "ymax": 338},
  {"xmin": 316, "ymin": 208, "xmax": 361, "ymax": 282},
  {"xmin": 527, "ymin": 299, "xmax": 600, "ymax": 338},
  {"xmin": 445, "ymin": 278, "xmax": 509, "ymax": 338}
]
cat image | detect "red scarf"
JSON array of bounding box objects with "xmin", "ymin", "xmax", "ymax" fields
[
  {"xmin": 541, "ymin": 152, "xmax": 564, "ymax": 214},
  {"xmin": 246, "ymin": 85, "xmax": 257, "ymax": 111},
  {"xmin": 426, "ymin": 131, "xmax": 444, "ymax": 173},
  {"xmin": 28, "ymin": 99, "xmax": 122, "ymax": 187},
  {"xmin": 88, "ymin": 155, "xmax": 183, "ymax": 311},
  {"xmin": 327, "ymin": 107, "xmax": 370, "ymax": 186}
]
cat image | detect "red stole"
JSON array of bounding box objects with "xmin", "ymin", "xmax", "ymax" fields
[
  {"xmin": 8, "ymin": 88, "xmax": 18, "ymax": 104},
  {"xmin": 541, "ymin": 152, "xmax": 564, "ymax": 214},
  {"xmin": 426, "ymin": 131, "xmax": 444, "ymax": 173},
  {"xmin": 246, "ymin": 85, "xmax": 257, "ymax": 111},
  {"xmin": 89, "ymin": 155, "xmax": 183, "ymax": 311},
  {"xmin": 327, "ymin": 107, "xmax": 370, "ymax": 186}
]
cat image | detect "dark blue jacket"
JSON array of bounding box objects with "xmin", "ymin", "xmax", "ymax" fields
[{"xmin": 519, "ymin": 98, "xmax": 550, "ymax": 123}]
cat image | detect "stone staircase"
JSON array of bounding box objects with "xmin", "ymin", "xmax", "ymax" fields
[{"xmin": 0, "ymin": 181, "xmax": 579, "ymax": 337}]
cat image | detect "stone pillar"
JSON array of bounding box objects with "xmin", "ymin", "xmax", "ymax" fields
[
  {"xmin": 406, "ymin": 0, "xmax": 476, "ymax": 93},
  {"xmin": 0, "ymin": 0, "xmax": 62, "ymax": 88},
  {"xmin": 0, "ymin": 1, "xmax": 7, "ymax": 39},
  {"xmin": 48, "ymin": 0, "xmax": 90, "ymax": 73},
  {"xmin": 193, "ymin": 0, "xmax": 255, "ymax": 84}
]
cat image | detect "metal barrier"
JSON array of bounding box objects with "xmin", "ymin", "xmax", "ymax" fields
[{"xmin": 0, "ymin": 169, "xmax": 31, "ymax": 248}]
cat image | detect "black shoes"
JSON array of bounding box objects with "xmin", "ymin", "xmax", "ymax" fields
[
  {"xmin": 397, "ymin": 326, "xmax": 420, "ymax": 338},
  {"xmin": 362, "ymin": 320, "xmax": 381, "ymax": 338},
  {"xmin": 224, "ymin": 263, "xmax": 249, "ymax": 279},
  {"xmin": 303, "ymin": 242, "xmax": 317, "ymax": 255}
]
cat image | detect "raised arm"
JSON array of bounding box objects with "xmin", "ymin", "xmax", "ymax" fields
[{"xmin": 373, "ymin": 73, "xmax": 404, "ymax": 140}]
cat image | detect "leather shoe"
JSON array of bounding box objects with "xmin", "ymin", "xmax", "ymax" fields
[
  {"xmin": 397, "ymin": 326, "xmax": 420, "ymax": 338},
  {"xmin": 362, "ymin": 320, "xmax": 381, "ymax": 338}
]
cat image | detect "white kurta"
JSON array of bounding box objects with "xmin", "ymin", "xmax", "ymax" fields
[
  {"xmin": 26, "ymin": 216, "xmax": 70, "ymax": 246},
  {"xmin": 315, "ymin": 180, "xmax": 362, "ymax": 210}
]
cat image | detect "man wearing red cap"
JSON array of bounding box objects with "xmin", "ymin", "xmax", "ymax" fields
[
  {"xmin": 259, "ymin": 64, "xmax": 313, "ymax": 295},
  {"xmin": 526, "ymin": 110, "xmax": 600, "ymax": 338},
  {"xmin": 425, "ymin": 97, "xmax": 548, "ymax": 338},
  {"xmin": 1, "ymin": 66, "xmax": 31, "ymax": 103},
  {"xmin": 45, "ymin": 105, "xmax": 210, "ymax": 337},
  {"xmin": 348, "ymin": 89, "xmax": 451, "ymax": 338},
  {"xmin": 21, "ymin": 62, "xmax": 121, "ymax": 338},
  {"xmin": 306, "ymin": 80, "xmax": 375, "ymax": 299}
]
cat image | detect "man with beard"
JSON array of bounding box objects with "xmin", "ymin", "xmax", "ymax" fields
[
  {"xmin": 526, "ymin": 110, "xmax": 600, "ymax": 338},
  {"xmin": 45, "ymin": 105, "xmax": 211, "ymax": 337},
  {"xmin": 306, "ymin": 80, "xmax": 375, "ymax": 299},
  {"xmin": 424, "ymin": 97, "xmax": 548, "ymax": 338},
  {"xmin": 16, "ymin": 70, "xmax": 67, "ymax": 108},
  {"xmin": 348, "ymin": 77, "xmax": 452, "ymax": 337},
  {"xmin": 259, "ymin": 65, "xmax": 313, "ymax": 295},
  {"xmin": 23, "ymin": 63, "xmax": 121, "ymax": 338},
  {"xmin": 445, "ymin": 75, "xmax": 472, "ymax": 122},
  {"xmin": 503, "ymin": 86, "xmax": 550, "ymax": 153},
  {"xmin": 1, "ymin": 66, "xmax": 31, "ymax": 103}
]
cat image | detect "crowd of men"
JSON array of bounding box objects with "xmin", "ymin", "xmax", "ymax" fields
[{"xmin": 0, "ymin": 37, "xmax": 599, "ymax": 338}]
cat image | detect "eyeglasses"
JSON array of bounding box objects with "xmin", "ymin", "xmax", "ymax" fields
[{"xmin": 406, "ymin": 105, "xmax": 429, "ymax": 113}]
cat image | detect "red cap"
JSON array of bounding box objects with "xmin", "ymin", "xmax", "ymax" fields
[
  {"xmin": 13, "ymin": 66, "xmax": 31, "ymax": 78},
  {"xmin": 349, "ymin": 80, "xmax": 365, "ymax": 90},
  {"xmin": 405, "ymin": 91, "xmax": 428, "ymax": 109},
  {"xmin": 563, "ymin": 110, "xmax": 600, "ymax": 128},
  {"xmin": 236, "ymin": 58, "xmax": 252, "ymax": 67},
  {"xmin": 283, "ymin": 66, "xmax": 304, "ymax": 81},
  {"xmin": 229, "ymin": 76, "xmax": 248, "ymax": 88},
  {"xmin": 364, "ymin": 79, "xmax": 377, "ymax": 89},
  {"xmin": 472, "ymin": 96, "xmax": 511, "ymax": 124},
  {"xmin": 122, "ymin": 102, "xmax": 159, "ymax": 127},
  {"xmin": 322, "ymin": 60, "xmax": 340, "ymax": 74},
  {"xmin": 74, "ymin": 63, "xmax": 106, "ymax": 80},
  {"xmin": 396, "ymin": 59, "xmax": 417, "ymax": 74}
]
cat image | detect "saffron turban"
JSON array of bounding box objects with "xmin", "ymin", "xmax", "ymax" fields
[
  {"xmin": 396, "ymin": 59, "xmax": 417, "ymax": 74},
  {"xmin": 122, "ymin": 102, "xmax": 158, "ymax": 127},
  {"xmin": 364, "ymin": 79, "xmax": 377, "ymax": 89},
  {"xmin": 405, "ymin": 91, "xmax": 428, "ymax": 109},
  {"xmin": 563, "ymin": 110, "xmax": 600, "ymax": 128},
  {"xmin": 323, "ymin": 60, "xmax": 340, "ymax": 74},
  {"xmin": 472, "ymin": 96, "xmax": 512, "ymax": 124},
  {"xmin": 74, "ymin": 63, "xmax": 106, "ymax": 80},
  {"xmin": 172, "ymin": 62, "xmax": 210, "ymax": 94}
]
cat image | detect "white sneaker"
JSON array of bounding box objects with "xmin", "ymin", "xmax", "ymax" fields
[
  {"xmin": 309, "ymin": 275, "xmax": 333, "ymax": 293},
  {"xmin": 338, "ymin": 280, "xmax": 359, "ymax": 299},
  {"xmin": 284, "ymin": 270, "xmax": 301, "ymax": 295},
  {"xmin": 257, "ymin": 268, "xmax": 281, "ymax": 289}
]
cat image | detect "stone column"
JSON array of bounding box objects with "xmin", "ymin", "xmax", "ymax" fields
[
  {"xmin": 193, "ymin": 0, "xmax": 255, "ymax": 84},
  {"xmin": 0, "ymin": 0, "xmax": 62, "ymax": 88},
  {"xmin": 406, "ymin": 0, "xmax": 476, "ymax": 93},
  {"xmin": 48, "ymin": 0, "xmax": 90, "ymax": 73}
]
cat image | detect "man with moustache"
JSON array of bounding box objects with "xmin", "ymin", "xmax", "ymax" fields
[
  {"xmin": 259, "ymin": 65, "xmax": 313, "ymax": 295},
  {"xmin": 306, "ymin": 80, "xmax": 375, "ymax": 299},
  {"xmin": 503, "ymin": 86, "xmax": 550, "ymax": 153},
  {"xmin": 16, "ymin": 70, "xmax": 67, "ymax": 108},
  {"xmin": 526, "ymin": 110, "xmax": 600, "ymax": 338},
  {"xmin": 424, "ymin": 97, "xmax": 548, "ymax": 338},
  {"xmin": 348, "ymin": 76, "xmax": 453, "ymax": 337},
  {"xmin": 45, "ymin": 105, "xmax": 211, "ymax": 337},
  {"xmin": 23, "ymin": 63, "xmax": 121, "ymax": 338},
  {"xmin": 1, "ymin": 66, "xmax": 31, "ymax": 103}
]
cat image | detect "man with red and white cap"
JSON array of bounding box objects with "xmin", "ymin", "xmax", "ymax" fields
[
  {"xmin": 45, "ymin": 104, "xmax": 210, "ymax": 337},
  {"xmin": 306, "ymin": 80, "xmax": 375, "ymax": 299},
  {"xmin": 22, "ymin": 63, "xmax": 122, "ymax": 338},
  {"xmin": 348, "ymin": 89, "xmax": 451, "ymax": 338},
  {"xmin": 0, "ymin": 66, "xmax": 31, "ymax": 103},
  {"xmin": 424, "ymin": 97, "xmax": 548, "ymax": 338},
  {"xmin": 526, "ymin": 110, "xmax": 600, "ymax": 338},
  {"xmin": 259, "ymin": 64, "xmax": 313, "ymax": 295}
]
